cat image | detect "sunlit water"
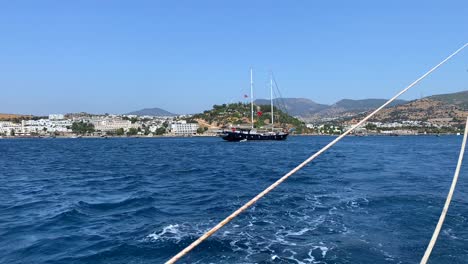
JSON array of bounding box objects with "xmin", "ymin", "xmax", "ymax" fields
[{"xmin": 1, "ymin": 136, "xmax": 467, "ymax": 263}]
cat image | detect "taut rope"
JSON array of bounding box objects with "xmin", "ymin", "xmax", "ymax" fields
[
  {"xmin": 420, "ymin": 116, "xmax": 468, "ymax": 264},
  {"xmin": 166, "ymin": 43, "xmax": 468, "ymax": 264}
]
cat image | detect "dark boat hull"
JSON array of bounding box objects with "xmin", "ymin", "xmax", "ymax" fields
[{"xmin": 221, "ymin": 131, "xmax": 288, "ymax": 141}]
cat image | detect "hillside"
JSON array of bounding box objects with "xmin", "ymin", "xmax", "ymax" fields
[
  {"xmin": 0, "ymin": 113, "xmax": 34, "ymax": 121},
  {"xmin": 126, "ymin": 107, "xmax": 176, "ymax": 116},
  {"xmin": 350, "ymin": 90, "xmax": 468, "ymax": 127},
  {"xmin": 188, "ymin": 103, "xmax": 310, "ymax": 133},
  {"xmin": 427, "ymin": 90, "xmax": 468, "ymax": 110},
  {"xmin": 254, "ymin": 98, "xmax": 328, "ymax": 117},
  {"xmin": 333, "ymin": 99, "xmax": 407, "ymax": 111},
  {"xmin": 309, "ymin": 98, "xmax": 407, "ymax": 120},
  {"xmin": 300, "ymin": 90, "xmax": 468, "ymax": 128},
  {"xmin": 254, "ymin": 98, "xmax": 407, "ymax": 120},
  {"xmin": 368, "ymin": 98, "xmax": 467, "ymax": 126}
]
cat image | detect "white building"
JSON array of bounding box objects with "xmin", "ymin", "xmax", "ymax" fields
[
  {"xmin": 170, "ymin": 120, "xmax": 199, "ymax": 135},
  {"xmin": 0, "ymin": 122, "xmax": 21, "ymax": 135},
  {"xmin": 49, "ymin": 114, "xmax": 64, "ymax": 120},
  {"xmin": 92, "ymin": 119, "xmax": 138, "ymax": 132},
  {"xmin": 20, "ymin": 119, "xmax": 72, "ymax": 134}
]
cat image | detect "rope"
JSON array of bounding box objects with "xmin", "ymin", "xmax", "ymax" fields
[
  {"xmin": 166, "ymin": 43, "xmax": 468, "ymax": 264},
  {"xmin": 420, "ymin": 116, "xmax": 468, "ymax": 264}
]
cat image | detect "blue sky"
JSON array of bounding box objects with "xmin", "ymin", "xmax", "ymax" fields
[{"xmin": 0, "ymin": 1, "xmax": 467, "ymax": 115}]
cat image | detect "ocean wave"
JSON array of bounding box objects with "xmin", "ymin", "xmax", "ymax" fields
[
  {"xmin": 77, "ymin": 196, "xmax": 156, "ymax": 211},
  {"xmin": 144, "ymin": 221, "xmax": 336, "ymax": 263},
  {"xmin": 3, "ymin": 136, "xmax": 468, "ymax": 263},
  {"xmin": 44, "ymin": 208, "xmax": 89, "ymax": 224}
]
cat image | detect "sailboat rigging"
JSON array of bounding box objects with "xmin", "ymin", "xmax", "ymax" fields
[{"xmin": 220, "ymin": 69, "xmax": 289, "ymax": 141}]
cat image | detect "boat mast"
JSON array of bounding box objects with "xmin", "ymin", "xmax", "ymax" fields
[
  {"xmin": 250, "ymin": 68, "xmax": 254, "ymax": 129},
  {"xmin": 270, "ymin": 72, "xmax": 274, "ymax": 131}
]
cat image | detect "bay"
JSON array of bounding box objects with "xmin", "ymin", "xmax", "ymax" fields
[{"xmin": 1, "ymin": 136, "xmax": 467, "ymax": 263}]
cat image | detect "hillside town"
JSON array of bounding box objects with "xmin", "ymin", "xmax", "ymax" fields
[
  {"xmin": 307, "ymin": 120, "xmax": 461, "ymax": 136},
  {"xmin": 0, "ymin": 114, "xmax": 204, "ymax": 138},
  {"xmin": 1, "ymin": 90, "xmax": 467, "ymax": 138},
  {"xmin": 0, "ymin": 108, "xmax": 463, "ymax": 138}
]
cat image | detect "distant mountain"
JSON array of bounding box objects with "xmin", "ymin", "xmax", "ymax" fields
[
  {"xmin": 427, "ymin": 90, "xmax": 468, "ymax": 110},
  {"xmin": 254, "ymin": 98, "xmax": 328, "ymax": 117},
  {"xmin": 358, "ymin": 90, "xmax": 468, "ymax": 126},
  {"xmin": 332, "ymin": 99, "xmax": 407, "ymax": 111},
  {"xmin": 369, "ymin": 98, "xmax": 466, "ymax": 125},
  {"xmin": 306, "ymin": 98, "xmax": 408, "ymax": 121},
  {"xmin": 253, "ymin": 97, "xmax": 407, "ymax": 120},
  {"xmin": 126, "ymin": 107, "xmax": 176, "ymax": 116}
]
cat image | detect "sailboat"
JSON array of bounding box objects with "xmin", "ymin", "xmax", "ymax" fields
[{"xmin": 220, "ymin": 69, "xmax": 289, "ymax": 142}]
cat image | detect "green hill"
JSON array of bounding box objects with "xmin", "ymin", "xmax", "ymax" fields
[{"xmin": 188, "ymin": 103, "xmax": 311, "ymax": 133}]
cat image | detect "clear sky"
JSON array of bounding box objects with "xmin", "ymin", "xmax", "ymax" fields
[{"xmin": 0, "ymin": 1, "xmax": 467, "ymax": 115}]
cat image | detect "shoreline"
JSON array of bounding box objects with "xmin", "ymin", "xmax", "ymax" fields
[{"xmin": 0, "ymin": 133, "xmax": 461, "ymax": 139}]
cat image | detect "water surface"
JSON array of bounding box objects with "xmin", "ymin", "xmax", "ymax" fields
[{"xmin": 1, "ymin": 136, "xmax": 467, "ymax": 263}]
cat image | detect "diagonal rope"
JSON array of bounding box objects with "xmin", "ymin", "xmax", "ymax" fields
[
  {"xmin": 420, "ymin": 116, "xmax": 468, "ymax": 264},
  {"xmin": 166, "ymin": 43, "xmax": 468, "ymax": 264}
]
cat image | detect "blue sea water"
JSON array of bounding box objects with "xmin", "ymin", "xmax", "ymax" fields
[{"xmin": 1, "ymin": 136, "xmax": 468, "ymax": 264}]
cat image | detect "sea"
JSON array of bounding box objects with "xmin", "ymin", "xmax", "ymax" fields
[{"xmin": 1, "ymin": 136, "xmax": 468, "ymax": 264}]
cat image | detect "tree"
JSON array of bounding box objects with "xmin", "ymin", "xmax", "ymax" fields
[
  {"xmin": 130, "ymin": 117, "xmax": 138, "ymax": 124},
  {"xmin": 116, "ymin": 128, "xmax": 125, "ymax": 136},
  {"xmin": 127, "ymin": 127, "xmax": 138, "ymax": 136},
  {"xmin": 10, "ymin": 129, "xmax": 15, "ymax": 136},
  {"xmin": 156, "ymin": 127, "xmax": 166, "ymax": 135},
  {"xmin": 11, "ymin": 118, "xmax": 21, "ymax": 124},
  {"xmin": 71, "ymin": 122, "xmax": 95, "ymax": 134},
  {"xmin": 197, "ymin": 127, "xmax": 205, "ymax": 134},
  {"xmin": 365, "ymin": 123, "xmax": 378, "ymax": 131}
]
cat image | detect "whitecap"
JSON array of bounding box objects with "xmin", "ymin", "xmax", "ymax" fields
[{"xmin": 146, "ymin": 224, "xmax": 184, "ymax": 242}]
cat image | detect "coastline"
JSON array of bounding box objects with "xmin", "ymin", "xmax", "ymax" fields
[{"xmin": 0, "ymin": 133, "xmax": 461, "ymax": 139}]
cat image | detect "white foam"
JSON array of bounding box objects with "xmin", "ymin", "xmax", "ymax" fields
[
  {"xmin": 443, "ymin": 228, "xmax": 460, "ymax": 240},
  {"xmin": 147, "ymin": 224, "xmax": 184, "ymax": 242},
  {"xmin": 275, "ymin": 236, "xmax": 297, "ymax": 246},
  {"xmin": 303, "ymin": 246, "xmax": 329, "ymax": 264},
  {"xmin": 314, "ymin": 246, "xmax": 329, "ymax": 258},
  {"xmin": 286, "ymin": 228, "xmax": 310, "ymax": 236}
]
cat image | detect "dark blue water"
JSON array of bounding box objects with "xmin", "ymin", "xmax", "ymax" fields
[{"xmin": 1, "ymin": 136, "xmax": 468, "ymax": 264}]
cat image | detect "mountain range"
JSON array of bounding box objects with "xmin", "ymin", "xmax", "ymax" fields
[
  {"xmin": 254, "ymin": 98, "xmax": 408, "ymax": 120},
  {"xmin": 254, "ymin": 90, "xmax": 468, "ymax": 126},
  {"xmin": 368, "ymin": 90, "xmax": 468, "ymax": 126},
  {"xmin": 427, "ymin": 90, "xmax": 468, "ymax": 109},
  {"xmin": 127, "ymin": 98, "xmax": 408, "ymax": 118},
  {"xmin": 127, "ymin": 90, "xmax": 468, "ymax": 125}
]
